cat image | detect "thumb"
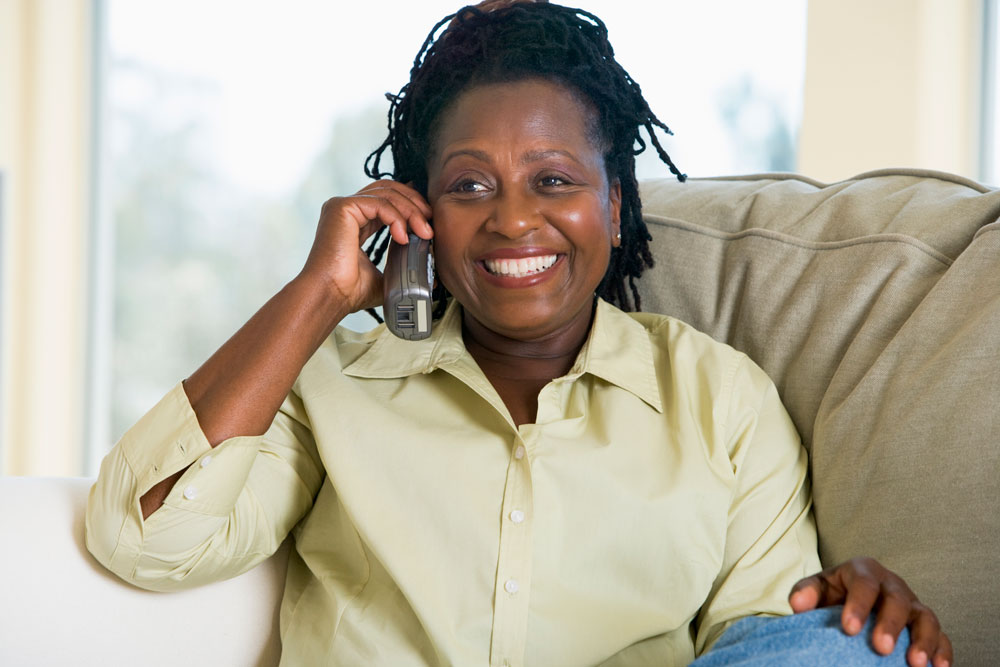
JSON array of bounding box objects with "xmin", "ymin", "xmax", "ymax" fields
[{"xmin": 788, "ymin": 576, "xmax": 823, "ymax": 613}]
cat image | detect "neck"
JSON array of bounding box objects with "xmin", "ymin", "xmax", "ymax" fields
[{"xmin": 460, "ymin": 299, "xmax": 595, "ymax": 381}]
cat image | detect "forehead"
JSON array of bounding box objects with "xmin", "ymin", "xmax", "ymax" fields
[{"xmin": 430, "ymin": 79, "xmax": 602, "ymax": 159}]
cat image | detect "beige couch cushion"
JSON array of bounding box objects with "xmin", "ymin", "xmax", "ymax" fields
[{"xmin": 638, "ymin": 169, "xmax": 999, "ymax": 664}]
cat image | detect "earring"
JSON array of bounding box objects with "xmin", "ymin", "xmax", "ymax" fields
[{"xmin": 615, "ymin": 232, "xmax": 622, "ymax": 240}]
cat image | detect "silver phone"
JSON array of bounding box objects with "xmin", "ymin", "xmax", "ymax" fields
[{"xmin": 383, "ymin": 233, "xmax": 434, "ymax": 340}]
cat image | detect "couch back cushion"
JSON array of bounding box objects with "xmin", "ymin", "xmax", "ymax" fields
[{"xmin": 638, "ymin": 169, "xmax": 1000, "ymax": 663}]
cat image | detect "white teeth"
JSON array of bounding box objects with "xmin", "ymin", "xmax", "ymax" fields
[{"xmin": 484, "ymin": 254, "xmax": 558, "ymax": 278}]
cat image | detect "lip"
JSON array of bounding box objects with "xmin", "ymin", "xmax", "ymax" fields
[{"xmin": 475, "ymin": 254, "xmax": 565, "ymax": 288}]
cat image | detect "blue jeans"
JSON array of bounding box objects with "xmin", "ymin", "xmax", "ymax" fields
[{"xmin": 690, "ymin": 606, "xmax": 915, "ymax": 666}]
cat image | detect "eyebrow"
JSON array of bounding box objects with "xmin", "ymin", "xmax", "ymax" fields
[
  {"xmin": 440, "ymin": 147, "xmax": 583, "ymax": 168},
  {"xmin": 521, "ymin": 149, "xmax": 582, "ymax": 166}
]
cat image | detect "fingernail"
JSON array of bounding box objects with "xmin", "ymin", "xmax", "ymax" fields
[
  {"xmin": 845, "ymin": 617, "xmax": 862, "ymax": 635},
  {"xmin": 911, "ymin": 650, "xmax": 927, "ymax": 667},
  {"xmin": 877, "ymin": 633, "xmax": 895, "ymax": 654}
]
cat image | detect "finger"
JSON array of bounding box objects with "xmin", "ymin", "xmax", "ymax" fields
[
  {"xmin": 395, "ymin": 181, "xmax": 434, "ymax": 220},
  {"xmin": 868, "ymin": 586, "xmax": 914, "ymax": 655},
  {"xmin": 360, "ymin": 181, "xmax": 434, "ymax": 238},
  {"xmin": 352, "ymin": 193, "xmax": 430, "ymax": 245},
  {"xmin": 840, "ymin": 574, "xmax": 881, "ymax": 637},
  {"xmin": 344, "ymin": 196, "xmax": 414, "ymax": 245},
  {"xmin": 355, "ymin": 190, "xmax": 431, "ymax": 242},
  {"xmin": 790, "ymin": 566, "xmax": 848, "ymax": 609},
  {"xmin": 904, "ymin": 604, "xmax": 941, "ymax": 667},
  {"xmin": 788, "ymin": 575, "xmax": 825, "ymax": 612},
  {"xmin": 932, "ymin": 632, "xmax": 953, "ymax": 667},
  {"xmin": 360, "ymin": 178, "xmax": 429, "ymax": 208},
  {"xmin": 387, "ymin": 184, "xmax": 433, "ymax": 239},
  {"xmin": 360, "ymin": 181, "xmax": 432, "ymax": 218}
]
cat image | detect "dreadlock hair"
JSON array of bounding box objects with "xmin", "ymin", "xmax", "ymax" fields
[{"xmin": 363, "ymin": 1, "xmax": 685, "ymax": 322}]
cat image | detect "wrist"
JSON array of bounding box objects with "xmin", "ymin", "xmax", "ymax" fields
[{"xmin": 286, "ymin": 273, "xmax": 353, "ymax": 338}]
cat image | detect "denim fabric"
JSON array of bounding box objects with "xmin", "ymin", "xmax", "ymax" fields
[{"xmin": 690, "ymin": 606, "xmax": 916, "ymax": 666}]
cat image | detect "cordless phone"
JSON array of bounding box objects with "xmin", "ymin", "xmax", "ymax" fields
[{"xmin": 383, "ymin": 233, "xmax": 434, "ymax": 340}]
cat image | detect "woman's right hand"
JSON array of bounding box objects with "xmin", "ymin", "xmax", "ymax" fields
[{"xmin": 300, "ymin": 180, "xmax": 434, "ymax": 315}]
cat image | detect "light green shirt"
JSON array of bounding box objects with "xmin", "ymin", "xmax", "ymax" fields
[{"xmin": 86, "ymin": 298, "xmax": 819, "ymax": 666}]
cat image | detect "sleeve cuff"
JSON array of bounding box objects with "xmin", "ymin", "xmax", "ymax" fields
[{"xmin": 120, "ymin": 382, "xmax": 260, "ymax": 515}]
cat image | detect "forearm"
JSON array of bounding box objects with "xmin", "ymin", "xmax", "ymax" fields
[
  {"xmin": 140, "ymin": 273, "xmax": 347, "ymax": 518},
  {"xmin": 136, "ymin": 182, "xmax": 432, "ymax": 519},
  {"xmin": 185, "ymin": 273, "xmax": 347, "ymax": 443}
]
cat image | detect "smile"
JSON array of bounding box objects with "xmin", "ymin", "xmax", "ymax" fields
[{"xmin": 483, "ymin": 255, "xmax": 558, "ymax": 279}]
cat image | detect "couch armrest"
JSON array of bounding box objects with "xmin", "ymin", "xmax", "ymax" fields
[{"xmin": 0, "ymin": 476, "xmax": 288, "ymax": 667}]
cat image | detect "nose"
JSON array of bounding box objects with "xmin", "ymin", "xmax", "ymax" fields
[{"xmin": 484, "ymin": 189, "xmax": 544, "ymax": 239}]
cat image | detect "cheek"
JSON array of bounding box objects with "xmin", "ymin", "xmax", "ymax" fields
[{"xmin": 563, "ymin": 202, "xmax": 616, "ymax": 249}]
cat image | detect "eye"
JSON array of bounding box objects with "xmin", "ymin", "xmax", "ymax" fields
[
  {"xmin": 451, "ymin": 178, "xmax": 488, "ymax": 194},
  {"xmin": 538, "ymin": 174, "xmax": 569, "ymax": 188}
]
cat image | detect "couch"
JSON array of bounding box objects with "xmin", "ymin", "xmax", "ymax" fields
[
  {"xmin": 639, "ymin": 169, "xmax": 999, "ymax": 664},
  {"xmin": 0, "ymin": 476, "xmax": 288, "ymax": 666},
  {"xmin": 1, "ymin": 169, "xmax": 997, "ymax": 665}
]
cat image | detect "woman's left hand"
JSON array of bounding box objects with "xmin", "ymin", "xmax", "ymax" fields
[{"xmin": 789, "ymin": 557, "xmax": 952, "ymax": 667}]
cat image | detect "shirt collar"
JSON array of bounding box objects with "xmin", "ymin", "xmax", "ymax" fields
[
  {"xmin": 565, "ymin": 298, "xmax": 663, "ymax": 413},
  {"xmin": 342, "ymin": 297, "xmax": 663, "ymax": 413},
  {"xmin": 341, "ymin": 299, "xmax": 468, "ymax": 379}
]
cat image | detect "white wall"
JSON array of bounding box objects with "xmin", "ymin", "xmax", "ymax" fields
[{"xmin": 799, "ymin": 0, "xmax": 982, "ymax": 182}]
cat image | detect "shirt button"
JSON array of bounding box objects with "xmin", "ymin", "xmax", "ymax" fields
[
  {"xmin": 183, "ymin": 485, "xmax": 198, "ymax": 500},
  {"xmin": 509, "ymin": 510, "xmax": 525, "ymax": 524},
  {"xmin": 514, "ymin": 446, "xmax": 526, "ymax": 460},
  {"xmin": 504, "ymin": 579, "xmax": 519, "ymax": 594},
  {"xmin": 200, "ymin": 455, "xmax": 212, "ymax": 468}
]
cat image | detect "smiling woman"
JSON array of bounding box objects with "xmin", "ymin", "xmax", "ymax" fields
[
  {"xmin": 427, "ymin": 79, "xmax": 623, "ymax": 426},
  {"xmin": 85, "ymin": 3, "xmax": 951, "ymax": 666}
]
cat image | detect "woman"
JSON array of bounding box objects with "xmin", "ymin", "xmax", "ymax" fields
[{"xmin": 87, "ymin": 3, "xmax": 951, "ymax": 665}]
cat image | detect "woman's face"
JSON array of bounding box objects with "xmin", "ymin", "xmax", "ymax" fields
[{"xmin": 426, "ymin": 78, "xmax": 621, "ymax": 342}]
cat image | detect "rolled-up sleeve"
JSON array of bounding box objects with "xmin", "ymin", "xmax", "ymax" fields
[
  {"xmin": 694, "ymin": 354, "xmax": 821, "ymax": 653},
  {"xmin": 85, "ymin": 381, "xmax": 323, "ymax": 592}
]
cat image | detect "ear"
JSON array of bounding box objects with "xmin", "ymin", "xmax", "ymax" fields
[{"xmin": 609, "ymin": 179, "xmax": 622, "ymax": 247}]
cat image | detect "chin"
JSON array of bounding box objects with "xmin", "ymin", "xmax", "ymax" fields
[{"xmin": 472, "ymin": 299, "xmax": 584, "ymax": 339}]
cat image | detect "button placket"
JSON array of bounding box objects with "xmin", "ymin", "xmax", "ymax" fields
[{"xmin": 489, "ymin": 435, "xmax": 535, "ymax": 667}]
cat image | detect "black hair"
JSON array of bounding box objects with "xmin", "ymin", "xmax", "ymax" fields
[{"xmin": 364, "ymin": 1, "xmax": 685, "ymax": 321}]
